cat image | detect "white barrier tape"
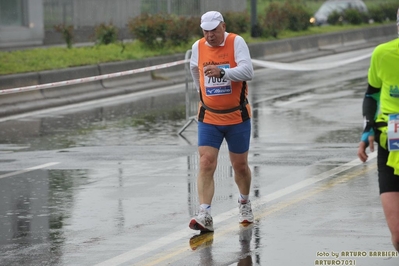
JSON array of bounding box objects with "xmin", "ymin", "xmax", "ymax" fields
[
  {"xmin": 0, "ymin": 59, "xmax": 189, "ymax": 95},
  {"xmin": 251, "ymin": 52, "xmax": 371, "ymax": 71},
  {"xmin": 0, "ymin": 52, "xmax": 371, "ymax": 96}
]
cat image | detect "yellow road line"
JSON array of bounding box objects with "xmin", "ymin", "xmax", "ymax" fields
[{"xmin": 137, "ymin": 163, "xmax": 377, "ymax": 266}]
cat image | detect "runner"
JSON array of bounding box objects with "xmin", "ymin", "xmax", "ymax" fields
[
  {"xmin": 188, "ymin": 11, "xmax": 255, "ymax": 232},
  {"xmin": 357, "ymin": 7, "xmax": 399, "ymax": 251}
]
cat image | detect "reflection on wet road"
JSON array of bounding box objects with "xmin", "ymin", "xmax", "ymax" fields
[{"xmin": 0, "ymin": 48, "xmax": 398, "ymax": 265}]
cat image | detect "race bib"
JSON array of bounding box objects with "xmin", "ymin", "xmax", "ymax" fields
[
  {"xmin": 204, "ymin": 65, "xmax": 231, "ymax": 96},
  {"xmin": 388, "ymin": 114, "xmax": 399, "ymax": 151}
]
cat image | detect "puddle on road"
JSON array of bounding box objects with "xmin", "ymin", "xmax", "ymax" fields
[
  {"xmin": 0, "ymin": 76, "xmax": 372, "ymax": 265},
  {"xmin": 0, "ymin": 92, "xmax": 188, "ymax": 151},
  {"xmin": 0, "ymin": 169, "xmax": 85, "ymax": 265},
  {"xmin": 0, "ymin": 76, "xmax": 367, "ymax": 152}
]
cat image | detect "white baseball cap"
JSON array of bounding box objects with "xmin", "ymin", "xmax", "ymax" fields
[{"xmin": 200, "ymin": 11, "xmax": 224, "ymax": 31}]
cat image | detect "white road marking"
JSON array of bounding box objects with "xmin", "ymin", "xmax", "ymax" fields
[
  {"xmin": 0, "ymin": 162, "xmax": 59, "ymax": 179},
  {"xmin": 251, "ymin": 52, "xmax": 371, "ymax": 71},
  {"xmin": 94, "ymin": 152, "xmax": 377, "ymax": 266},
  {"xmin": 274, "ymin": 95, "xmax": 314, "ymax": 107}
]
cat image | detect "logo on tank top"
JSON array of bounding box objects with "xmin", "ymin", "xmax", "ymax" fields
[{"xmin": 389, "ymin": 85, "xmax": 399, "ymax": 98}]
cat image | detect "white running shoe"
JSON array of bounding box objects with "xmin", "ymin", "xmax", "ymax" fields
[
  {"xmin": 238, "ymin": 201, "xmax": 254, "ymax": 223},
  {"xmin": 189, "ymin": 210, "xmax": 214, "ymax": 232}
]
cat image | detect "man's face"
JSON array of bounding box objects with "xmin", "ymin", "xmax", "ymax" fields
[{"xmin": 202, "ymin": 22, "xmax": 226, "ymax": 47}]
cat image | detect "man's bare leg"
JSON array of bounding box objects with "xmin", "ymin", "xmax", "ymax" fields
[{"xmin": 381, "ymin": 192, "xmax": 399, "ymax": 251}]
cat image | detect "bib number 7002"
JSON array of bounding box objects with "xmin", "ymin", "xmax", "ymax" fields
[{"xmin": 207, "ymin": 76, "xmax": 227, "ymax": 83}]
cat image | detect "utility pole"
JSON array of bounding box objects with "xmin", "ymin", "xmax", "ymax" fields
[{"xmin": 250, "ymin": 0, "xmax": 261, "ymax": 37}]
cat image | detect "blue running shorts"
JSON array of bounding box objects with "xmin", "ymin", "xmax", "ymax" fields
[{"xmin": 198, "ymin": 119, "xmax": 251, "ymax": 154}]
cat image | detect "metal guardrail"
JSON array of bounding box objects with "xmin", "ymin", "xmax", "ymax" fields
[{"xmin": 178, "ymin": 49, "xmax": 198, "ymax": 135}]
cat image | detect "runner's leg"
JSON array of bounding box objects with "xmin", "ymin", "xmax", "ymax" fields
[{"xmin": 381, "ymin": 192, "xmax": 399, "ymax": 251}]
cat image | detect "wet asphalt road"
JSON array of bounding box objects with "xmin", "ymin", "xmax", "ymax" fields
[{"xmin": 0, "ymin": 47, "xmax": 398, "ymax": 266}]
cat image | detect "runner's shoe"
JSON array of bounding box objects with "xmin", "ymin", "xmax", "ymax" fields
[
  {"xmin": 189, "ymin": 210, "xmax": 214, "ymax": 232},
  {"xmin": 189, "ymin": 232, "xmax": 214, "ymax": 250},
  {"xmin": 238, "ymin": 200, "xmax": 254, "ymax": 223}
]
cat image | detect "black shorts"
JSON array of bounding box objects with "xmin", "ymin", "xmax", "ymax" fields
[{"xmin": 377, "ymin": 143, "xmax": 399, "ymax": 194}]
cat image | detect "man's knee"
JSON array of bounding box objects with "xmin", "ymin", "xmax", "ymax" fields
[
  {"xmin": 199, "ymin": 154, "xmax": 217, "ymax": 172},
  {"xmin": 232, "ymin": 161, "xmax": 250, "ymax": 176}
]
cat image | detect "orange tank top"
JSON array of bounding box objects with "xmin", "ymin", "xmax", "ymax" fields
[{"xmin": 197, "ymin": 33, "xmax": 251, "ymax": 125}]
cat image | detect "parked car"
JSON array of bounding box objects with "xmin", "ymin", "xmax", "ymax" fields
[{"xmin": 310, "ymin": 0, "xmax": 368, "ymax": 26}]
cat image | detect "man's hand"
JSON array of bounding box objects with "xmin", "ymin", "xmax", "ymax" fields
[
  {"xmin": 204, "ymin": 66, "xmax": 220, "ymax": 77},
  {"xmin": 357, "ymin": 135, "xmax": 375, "ymax": 162}
]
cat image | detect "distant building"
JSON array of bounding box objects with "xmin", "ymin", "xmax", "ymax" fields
[
  {"xmin": 0, "ymin": 0, "xmax": 44, "ymax": 48},
  {"xmin": 0, "ymin": 0, "xmax": 246, "ymax": 48}
]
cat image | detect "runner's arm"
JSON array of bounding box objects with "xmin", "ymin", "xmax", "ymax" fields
[
  {"xmin": 224, "ymin": 36, "xmax": 254, "ymax": 82},
  {"xmin": 361, "ymin": 84, "xmax": 380, "ymax": 144},
  {"xmin": 362, "ymin": 84, "xmax": 380, "ymax": 131},
  {"xmin": 190, "ymin": 41, "xmax": 200, "ymax": 91}
]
